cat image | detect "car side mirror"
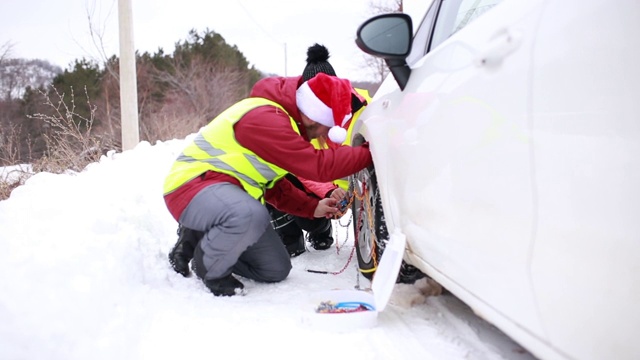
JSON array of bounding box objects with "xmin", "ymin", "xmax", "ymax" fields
[{"xmin": 356, "ymin": 13, "xmax": 413, "ymax": 90}]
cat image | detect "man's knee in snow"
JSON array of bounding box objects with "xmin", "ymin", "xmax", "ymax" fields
[{"xmin": 262, "ymin": 262, "xmax": 292, "ymax": 283}]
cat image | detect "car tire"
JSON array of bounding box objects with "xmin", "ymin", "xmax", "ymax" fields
[
  {"xmin": 352, "ymin": 164, "xmax": 388, "ymax": 280},
  {"xmin": 350, "ymin": 136, "xmax": 388, "ymax": 280}
]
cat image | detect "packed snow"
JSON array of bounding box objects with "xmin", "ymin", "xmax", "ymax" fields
[{"xmin": 0, "ymin": 138, "xmax": 536, "ymax": 360}]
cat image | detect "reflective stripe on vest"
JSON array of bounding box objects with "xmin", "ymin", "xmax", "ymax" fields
[{"xmin": 163, "ymin": 97, "xmax": 300, "ymax": 202}]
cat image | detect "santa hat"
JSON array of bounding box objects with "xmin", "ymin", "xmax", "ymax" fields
[{"xmin": 296, "ymin": 73, "xmax": 352, "ymax": 143}]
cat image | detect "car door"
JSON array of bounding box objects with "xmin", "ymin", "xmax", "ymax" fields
[
  {"xmin": 529, "ymin": 1, "xmax": 640, "ymax": 359},
  {"xmin": 364, "ymin": 0, "xmax": 547, "ymax": 337}
]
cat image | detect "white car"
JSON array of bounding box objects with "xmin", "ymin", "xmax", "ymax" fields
[{"xmin": 349, "ymin": 1, "xmax": 640, "ymax": 359}]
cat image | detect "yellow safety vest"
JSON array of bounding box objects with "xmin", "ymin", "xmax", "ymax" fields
[
  {"xmin": 163, "ymin": 97, "xmax": 300, "ymax": 203},
  {"xmin": 311, "ymin": 87, "xmax": 371, "ymax": 190}
]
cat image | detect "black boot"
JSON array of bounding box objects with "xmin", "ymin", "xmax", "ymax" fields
[
  {"xmin": 269, "ymin": 204, "xmax": 306, "ymax": 257},
  {"xmin": 282, "ymin": 233, "xmax": 305, "ymax": 257},
  {"xmin": 397, "ymin": 262, "xmax": 426, "ymax": 284},
  {"xmin": 308, "ymin": 221, "xmax": 334, "ymax": 251},
  {"xmin": 191, "ymin": 242, "xmax": 246, "ymax": 296},
  {"xmin": 204, "ymin": 274, "xmax": 246, "ymax": 297},
  {"xmin": 168, "ymin": 225, "xmax": 204, "ymax": 277}
]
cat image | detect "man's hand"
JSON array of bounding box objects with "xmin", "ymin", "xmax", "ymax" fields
[
  {"xmin": 328, "ymin": 188, "xmax": 346, "ymax": 201},
  {"xmin": 314, "ymin": 198, "xmax": 338, "ymax": 218}
]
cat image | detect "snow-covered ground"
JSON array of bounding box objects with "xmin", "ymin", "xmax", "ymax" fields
[{"xmin": 0, "ymin": 139, "xmax": 536, "ymax": 360}]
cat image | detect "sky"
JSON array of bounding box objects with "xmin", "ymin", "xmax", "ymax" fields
[
  {"xmin": 0, "ymin": 137, "xmax": 536, "ymax": 360},
  {"xmin": 0, "ymin": 0, "xmax": 427, "ymax": 82}
]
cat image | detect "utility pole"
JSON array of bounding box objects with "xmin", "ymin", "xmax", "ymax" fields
[
  {"xmin": 284, "ymin": 42, "xmax": 287, "ymax": 76},
  {"xmin": 118, "ymin": 0, "xmax": 140, "ymax": 151}
]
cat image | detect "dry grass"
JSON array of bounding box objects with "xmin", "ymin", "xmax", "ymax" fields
[
  {"xmin": 0, "ymin": 124, "xmax": 30, "ymax": 200},
  {"xmin": 29, "ymin": 86, "xmax": 109, "ymax": 173},
  {"xmin": 0, "ymin": 165, "xmax": 31, "ymax": 200},
  {"xmin": 0, "ymin": 86, "xmax": 110, "ymax": 201},
  {"xmin": 0, "ymin": 59, "xmax": 251, "ymax": 201}
]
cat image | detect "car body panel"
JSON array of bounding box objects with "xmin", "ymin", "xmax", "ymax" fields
[
  {"xmin": 361, "ymin": 0, "xmax": 546, "ymax": 337},
  {"xmin": 354, "ymin": 0, "xmax": 640, "ymax": 359},
  {"xmin": 531, "ymin": 1, "xmax": 640, "ymax": 359}
]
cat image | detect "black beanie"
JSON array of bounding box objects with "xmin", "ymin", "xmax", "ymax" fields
[{"xmin": 302, "ymin": 43, "xmax": 337, "ymax": 81}]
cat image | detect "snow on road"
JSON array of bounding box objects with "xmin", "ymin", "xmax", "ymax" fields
[{"xmin": 0, "ymin": 140, "xmax": 536, "ymax": 359}]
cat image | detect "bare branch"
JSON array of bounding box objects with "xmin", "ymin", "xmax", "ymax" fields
[
  {"xmin": 28, "ymin": 85, "xmax": 111, "ymax": 173},
  {"xmin": 0, "ymin": 41, "xmax": 14, "ymax": 64},
  {"xmin": 359, "ymin": 0, "xmax": 403, "ymax": 83}
]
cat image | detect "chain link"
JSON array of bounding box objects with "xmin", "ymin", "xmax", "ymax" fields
[{"xmin": 306, "ymin": 169, "xmax": 378, "ymax": 277}]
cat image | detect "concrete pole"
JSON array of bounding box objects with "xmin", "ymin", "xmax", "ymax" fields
[
  {"xmin": 118, "ymin": 0, "xmax": 140, "ymax": 151},
  {"xmin": 284, "ymin": 42, "xmax": 287, "ymax": 76}
]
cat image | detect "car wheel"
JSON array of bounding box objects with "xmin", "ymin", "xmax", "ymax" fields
[
  {"xmin": 351, "ymin": 162, "xmax": 388, "ymax": 280},
  {"xmin": 349, "ymin": 136, "xmax": 427, "ymax": 284}
]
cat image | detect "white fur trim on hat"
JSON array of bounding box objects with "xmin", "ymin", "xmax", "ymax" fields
[
  {"xmin": 328, "ymin": 126, "xmax": 347, "ymax": 143},
  {"xmin": 296, "ymin": 81, "xmax": 334, "ymax": 128}
]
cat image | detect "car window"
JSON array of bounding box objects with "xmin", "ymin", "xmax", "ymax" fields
[
  {"xmin": 430, "ymin": 0, "xmax": 502, "ymax": 51},
  {"xmin": 406, "ymin": 1, "xmax": 440, "ymax": 65}
]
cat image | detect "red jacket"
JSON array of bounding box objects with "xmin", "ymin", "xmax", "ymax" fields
[
  {"xmin": 298, "ymin": 177, "xmax": 337, "ymax": 199},
  {"xmin": 164, "ymin": 76, "xmax": 372, "ymax": 221}
]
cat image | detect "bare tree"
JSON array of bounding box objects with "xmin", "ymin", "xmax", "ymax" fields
[
  {"xmin": 361, "ymin": 0, "xmax": 403, "ymax": 84},
  {"xmin": 141, "ymin": 56, "xmax": 249, "ymax": 142},
  {"xmin": 75, "ymin": 0, "xmax": 119, "ymax": 78},
  {"xmin": 0, "ymin": 41, "xmax": 14, "ymax": 64},
  {"xmin": 368, "ymin": 0, "xmax": 403, "ymax": 13},
  {"xmin": 1, "ymin": 85, "xmax": 110, "ymax": 200},
  {"xmin": 0, "ymin": 123, "xmax": 23, "ymax": 165},
  {"xmin": 363, "ymin": 52, "xmax": 390, "ymax": 84},
  {"xmin": 28, "ymin": 86, "xmax": 110, "ymax": 173},
  {"xmin": 0, "ymin": 59, "xmax": 62, "ymax": 100}
]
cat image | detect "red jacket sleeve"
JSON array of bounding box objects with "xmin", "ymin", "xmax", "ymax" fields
[
  {"xmin": 235, "ymin": 106, "xmax": 372, "ymax": 183},
  {"xmin": 265, "ymin": 177, "xmax": 319, "ymax": 218},
  {"xmin": 298, "ymin": 177, "xmax": 337, "ymax": 199},
  {"xmin": 234, "ymin": 105, "xmax": 372, "ymax": 218}
]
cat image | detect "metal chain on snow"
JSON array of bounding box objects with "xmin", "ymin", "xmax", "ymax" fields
[
  {"xmin": 367, "ymin": 185, "xmax": 382, "ymax": 270},
  {"xmin": 305, "ymin": 170, "xmax": 377, "ymax": 277},
  {"xmin": 333, "ymin": 201, "xmax": 353, "ymax": 255},
  {"xmin": 305, "ymin": 245, "xmax": 356, "ymax": 275},
  {"xmin": 352, "ymin": 170, "xmax": 382, "ymax": 272},
  {"xmin": 305, "ymin": 182, "xmax": 360, "ymax": 275},
  {"xmin": 355, "ymin": 266, "xmax": 363, "ymax": 290}
]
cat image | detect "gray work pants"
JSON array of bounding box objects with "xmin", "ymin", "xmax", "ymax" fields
[{"xmin": 179, "ymin": 182, "xmax": 292, "ymax": 282}]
